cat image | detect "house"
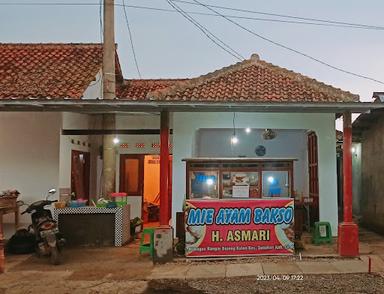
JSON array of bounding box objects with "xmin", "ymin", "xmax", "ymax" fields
[
  {"xmin": 352, "ymin": 92, "xmax": 384, "ymax": 233},
  {"xmin": 0, "ymin": 43, "xmax": 379, "ymax": 256}
]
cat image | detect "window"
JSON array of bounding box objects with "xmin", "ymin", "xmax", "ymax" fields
[
  {"xmin": 222, "ymin": 172, "xmax": 260, "ymax": 198},
  {"xmin": 186, "ymin": 159, "xmax": 294, "ymax": 199},
  {"xmin": 262, "ymin": 171, "xmax": 289, "ymax": 197},
  {"xmin": 189, "ymin": 170, "xmax": 219, "ymax": 199}
]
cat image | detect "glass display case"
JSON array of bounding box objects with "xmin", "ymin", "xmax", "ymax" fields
[{"xmin": 184, "ymin": 158, "xmax": 296, "ymax": 200}]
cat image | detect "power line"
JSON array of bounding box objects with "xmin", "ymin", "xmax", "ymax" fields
[
  {"xmin": 189, "ymin": 0, "xmax": 384, "ymax": 85},
  {"xmin": 1, "ymin": 1, "xmax": 383, "ymax": 31},
  {"xmin": 173, "ymin": 0, "xmax": 384, "ymax": 31},
  {"xmin": 126, "ymin": 4, "xmax": 384, "ymax": 31},
  {"xmin": 122, "ymin": 0, "xmax": 142, "ymax": 78},
  {"xmin": 166, "ymin": 0, "xmax": 244, "ymax": 60}
]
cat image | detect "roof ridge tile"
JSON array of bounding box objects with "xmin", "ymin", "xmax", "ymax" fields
[
  {"xmin": 147, "ymin": 53, "xmax": 359, "ymax": 102},
  {"xmin": 147, "ymin": 57, "xmax": 257, "ymax": 100}
]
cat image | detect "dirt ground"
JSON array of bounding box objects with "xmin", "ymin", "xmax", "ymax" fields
[
  {"xmin": 5, "ymin": 242, "xmax": 153, "ymax": 281},
  {"xmin": 1, "ymin": 228, "xmax": 384, "ymax": 293},
  {"xmin": 1, "ymin": 242, "xmax": 152, "ymax": 293}
]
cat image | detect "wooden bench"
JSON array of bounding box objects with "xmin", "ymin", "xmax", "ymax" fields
[{"xmin": 0, "ymin": 208, "xmax": 6, "ymax": 274}]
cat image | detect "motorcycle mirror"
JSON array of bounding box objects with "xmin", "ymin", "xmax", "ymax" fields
[
  {"xmin": 16, "ymin": 200, "xmax": 25, "ymax": 207},
  {"xmin": 46, "ymin": 188, "xmax": 57, "ymax": 200}
]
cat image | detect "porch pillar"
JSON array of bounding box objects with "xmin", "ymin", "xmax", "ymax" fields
[
  {"xmin": 160, "ymin": 111, "xmax": 170, "ymax": 226},
  {"xmin": 338, "ymin": 111, "xmax": 359, "ymax": 256},
  {"xmin": 103, "ymin": 114, "xmax": 116, "ymax": 198}
]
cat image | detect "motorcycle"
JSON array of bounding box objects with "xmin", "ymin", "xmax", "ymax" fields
[{"xmin": 21, "ymin": 189, "xmax": 65, "ymax": 265}]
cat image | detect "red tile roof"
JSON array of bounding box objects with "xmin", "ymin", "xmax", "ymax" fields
[
  {"xmin": 145, "ymin": 54, "xmax": 359, "ymax": 103},
  {"xmin": 0, "ymin": 43, "xmax": 107, "ymax": 99},
  {"xmin": 117, "ymin": 79, "xmax": 188, "ymax": 100},
  {"xmin": 0, "ymin": 44, "xmax": 359, "ymax": 103}
]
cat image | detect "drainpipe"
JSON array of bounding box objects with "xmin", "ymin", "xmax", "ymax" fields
[{"xmin": 338, "ymin": 111, "xmax": 359, "ymax": 256}]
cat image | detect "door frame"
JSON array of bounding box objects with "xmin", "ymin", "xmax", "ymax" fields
[
  {"xmin": 119, "ymin": 154, "xmax": 145, "ymax": 196},
  {"xmin": 119, "ymin": 153, "xmax": 173, "ymax": 224},
  {"xmin": 307, "ymin": 131, "xmax": 319, "ymax": 226}
]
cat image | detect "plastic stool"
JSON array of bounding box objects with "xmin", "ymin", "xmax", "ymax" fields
[
  {"xmin": 139, "ymin": 227, "xmax": 155, "ymax": 257},
  {"xmin": 312, "ymin": 221, "xmax": 332, "ymax": 245}
]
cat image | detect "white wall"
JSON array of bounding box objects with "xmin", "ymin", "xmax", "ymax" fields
[
  {"xmin": 114, "ymin": 113, "xmax": 173, "ymax": 191},
  {"xmin": 82, "ymin": 70, "xmax": 102, "ymax": 99},
  {"xmin": 172, "ymin": 112, "xmax": 339, "ymax": 236},
  {"xmin": 59, "ymin": 113, "xmax": 102, "ymax": 198},
  {"xmin": 0, "ymin": 112, "xmax": 61, "ymax": 230},
  {"xmin": 197, "ymin": 128, "xmax": 308, "ymax": 197},
  {"xmin": 116, "ymin": 113, "xmax": 162, "ymax": 129}
]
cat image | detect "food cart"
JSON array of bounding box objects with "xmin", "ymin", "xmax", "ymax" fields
[{"xmin": 183, "ymin": 158, "xmax": 296, "ymax": 257}]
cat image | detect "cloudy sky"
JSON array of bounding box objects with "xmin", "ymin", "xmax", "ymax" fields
[{"xmin": 1, "ymin": 0, "xmax": 383, "ymax": 102}]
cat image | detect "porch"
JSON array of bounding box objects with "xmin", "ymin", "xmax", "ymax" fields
[{"xmin": 0, "ymin": 103, "xmax": 378, "ymax": 255}]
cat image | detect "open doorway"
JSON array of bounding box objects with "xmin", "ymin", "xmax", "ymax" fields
[
  {"xmin": 119, "ymin": 154, "xmax": 172, "ymax": 228},
  {"xmin": 71, "ymin": 150, "xmax": 90, "ymax": 201}
]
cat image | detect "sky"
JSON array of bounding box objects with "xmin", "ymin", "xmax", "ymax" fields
[{"xmin": 0, "ymin": 0, "xmax": 383, "ymax": 103}]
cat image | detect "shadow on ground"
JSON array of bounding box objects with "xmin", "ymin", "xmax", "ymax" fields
[{"xmin": 144, "ymin": 280, "xmax": 204, "ymax": 294}]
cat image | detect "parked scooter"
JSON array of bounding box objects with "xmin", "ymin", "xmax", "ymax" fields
[{"xmin": 21, "ymin": 189, "xmax": 65, "ymax": 265}]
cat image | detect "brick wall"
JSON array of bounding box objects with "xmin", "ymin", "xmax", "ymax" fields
[{"xmin": 361, "ymin": 115, "xmax": 384, "ymax": 233}]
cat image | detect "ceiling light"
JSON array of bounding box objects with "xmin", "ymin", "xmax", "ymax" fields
[
  {"xmin": 231, "ymin": 136, "xmax": 239, "ymax": 144},
  {"xmin": 113, "ymin": 137, "xmax": 120, "ymax": 145},
  {"xmin": 245, "ymin": 127, "xmax": 251, "ymax": 134}
]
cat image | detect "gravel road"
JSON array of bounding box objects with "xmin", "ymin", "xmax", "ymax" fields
[{"xmin": 145, "ymin": 273, "xmax": 384, "ymax": 294}]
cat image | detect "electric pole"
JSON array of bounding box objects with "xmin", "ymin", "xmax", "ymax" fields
[{"xmin": 102, "ymin": 0, "xmax": 116, "ymax": 198}]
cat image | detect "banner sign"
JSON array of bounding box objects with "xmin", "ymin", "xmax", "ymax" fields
[{"xmin": 185, "ymin": 199, "xmax": 294, "ymax": 257}]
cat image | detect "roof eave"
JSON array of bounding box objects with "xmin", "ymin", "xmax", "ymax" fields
[{"xmin": 0, "ymin": 99, "xmax": 380, "ymax": 114}]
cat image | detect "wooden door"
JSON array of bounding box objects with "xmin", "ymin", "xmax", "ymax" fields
[
  {"xmin": 307, "ymin": 132, "xmax": 319, "ymax": 226},
  {"xmin": 71, "ymin": 150, "xmax": 90, "ymax": 200},
  {"xmin": 119, "ymin": 154, "xmax": 144, "ymax": 195}
]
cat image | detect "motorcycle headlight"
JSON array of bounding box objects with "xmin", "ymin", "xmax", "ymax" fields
[{"xmin": 40, "ymin": 222, "xmax": 55, "ymax": 230}]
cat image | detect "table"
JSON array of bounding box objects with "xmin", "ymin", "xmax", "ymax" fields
[
  {"xmin": 0, "ymin": 194, "xmax": 19, "ymax": 232},
  {"xmin": 0, "ymin": 205, "xmax": 19, "ymax": 231},
  {"xmin": 1, "ymin": 203, "xmax": 19, "ymax": 274},
  {"xmin": 53, "ymin": 206, "xmax": 130, "ymax": 247},
  {"xmin": 0, "ymin": 208, "xmax": 6, "ymax": 274}
]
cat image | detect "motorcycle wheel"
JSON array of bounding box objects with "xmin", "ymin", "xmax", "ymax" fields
[{"xmin": 50, "ymin": 247, "xmax": 61, "ymax": 265}]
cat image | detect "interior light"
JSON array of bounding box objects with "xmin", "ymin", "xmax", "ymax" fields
[
  {"xmin": 351, "ymin": 147, "xmax": 356, "ymax": 153},
  {"xmin": 113, "ymin": 137, "xmax": 120, "ymax": 145},
  {"xmin": 206, "ymin": 178, "xmax": 214, "ymax": 186},
  {"xmin": 245, "ymin": 127, "xmax": 251, "ymax": 134},
  {"xmin": 267, "ymin": 176, "xmax": 274, "ymax": 184},
  {"xmin": 231, "ymin": 136, "xmax": 239, "ymax": 144}
]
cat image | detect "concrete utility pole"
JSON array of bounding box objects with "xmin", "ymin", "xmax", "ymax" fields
[{"xmin": 102, "ymin": 0, "xmax": 116, "ymax": 198}]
